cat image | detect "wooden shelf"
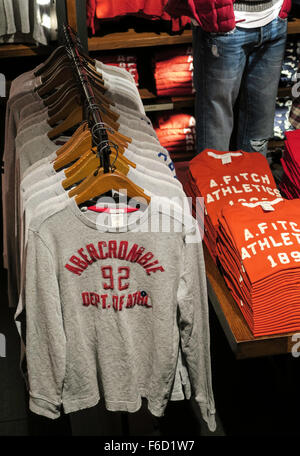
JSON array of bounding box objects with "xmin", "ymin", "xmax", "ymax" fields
[
  {"xmin": 204, "ymin": 244, "xmax": 296, "ymax": 359},
  {"xmin": 139, "ymin": 88, "xmax": 194, "ymax": 112},
  {"xmin": 0, "ymin": 43, "xmax": 55, "ymax": 59},
  {"xmin": 278, "ymin": 86, "xmax": 292, "ymax": 97},
  {"xmin": 88, "ymin": 29, "xmax": 192, "ymax": 52},
  {"xmin": 288, "ymin": 17, "xmax": 300, "ymax": 34},
  {"xmin": 140, "ymin": 86, "xmax": 292, "ymax": 113}
]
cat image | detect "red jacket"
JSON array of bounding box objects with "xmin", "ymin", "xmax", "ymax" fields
[{"xmin": 165, "ymin": 0, "xmax": 292, "ymax": 33}]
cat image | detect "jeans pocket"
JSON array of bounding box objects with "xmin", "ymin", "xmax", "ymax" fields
[{"xmin": 277, "ymin": 15, "xmax": 288, "ymax": 24}]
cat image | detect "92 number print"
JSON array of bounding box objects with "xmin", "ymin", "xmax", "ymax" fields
[{"xmin": 101, "ymin": 266, "xmax": 130, "ymax": 291}]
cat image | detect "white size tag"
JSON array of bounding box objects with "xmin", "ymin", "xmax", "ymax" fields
[
  {"xmin": 111, "ymin": 213, "xmax": 125, "ymax": 227},
  {"xmin": 221, "ymin": 154, "xmax": 232, "ymax": 165},
  {"xmin": 109, "ymin": 208, "xmax": 126, "ymax": 214},
  {"xmin": 207, "ymin": 151, "xmax": 242, "ymax": 162}
]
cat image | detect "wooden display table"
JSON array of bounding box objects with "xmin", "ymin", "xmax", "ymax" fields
[{"xmin": 204, "ymin": 244, "xmax": 296, "ymax": 359}]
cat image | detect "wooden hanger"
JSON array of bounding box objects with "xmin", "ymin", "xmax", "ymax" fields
[
  {"xmin": 86, "ymin": 61, "xmax": 104, "ymax": 79},
  {"xmin": 78, "ymin": 49, "xmax": 95, "ymax": 66},
  {"xmin": 86, "ymin": 67, "xmax": 105, "ymax": 87},
  {"xmin": 36, "ymin": 64, "xmax": 74, "ymax": 97},
  {"xmin": 47, "ymin": 92, "xmax": 82, "ymax": 127},
  {"xmin": 55, "ymin": 122, "xmax": 89, "ymax": 157},
  {"xmin": 99, "ymin": 111, "xmax": 120, "ymax": 132},
  {"xmin": 41, "ymin": 54, "xmax": 70, "ymax": 84},
  {"xmin": 68, "ymin": 168, "xmax": 101, "ymax": 198},
  {"xmin": 43, "ymin": 80, "xmax": 77, "ymax": 108},
  {"xmin": 47, "ymin": 97, "xmax": 131, "ymax": 144},
  {"xmin": 91, "ymin": 92, "xmax": 120, "ymax": 122},
  {"xmin": 47, "ymin": 85, "xmax": 80, "ymax": 117},
  {"xmin": 45, "ymin": 81, "xmax": 118, "ymax": 125},
  {"xmin": 47, "ymin": 104, "xmax": 82, "ymax": 139},
  {"xmin": 42, "ymin": 73, "xmax": 119, "ymax": 128},
  {"xmin": 34, "ymin": 46, "xmax": 66, "ymax": 77},
  {"xmin": 45, "ymin": 82, "xmax": 117, "ymax": 123},
  {"xmin": 92, "ymin": 83, "xmax": 116, "ymax": 107},
  {"xmin": 62, "ymin": 147, "xmax": 136, "ymax": 190},
  {"xmin": 75, "ymin": 170, "xmax": 151, "ymax": 206},
  {"xmin": 53, "ymin": 124, "xmax": 130, "ymax": 170},
  {"xmin": 53, "ymin": 130, "xmax": 93, "ymax": 170}
]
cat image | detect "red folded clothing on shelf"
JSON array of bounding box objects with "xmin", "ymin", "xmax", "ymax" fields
[
  {"xmin": 86, "ymin": 0, "xmax": 190, "ymax": 34},
  {"xmin": 280, "ymin": 129, "xmax": 300, "ymax": 198},
  {"xmin": 97, "ymin": 54, "xmax": 139, "ymax": 86},
  {"xmin": 155, "ymin": 113, "xmax": 196, "ymax": 161},
  {"xmin": 157, "ymin": 113, "xmax": 195, "ymax": 130},
  {"xmin": 153, "ymin": 45, "xmax": 194, "ymax": 97},
  {"xmin": 155, "ymin": 62, "xmax": 194, "ymax": 72},
  {"xmin": 156, "ymin": 87, "xmax": 195, "ymax": 97},
  {"xmin": 154, "ymin": 45, "xmax": 193, "ymax": 61}
]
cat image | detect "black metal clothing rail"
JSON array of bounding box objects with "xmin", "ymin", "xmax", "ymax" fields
[{"xmin": 63, "ymin": 24, "xmax": 111, "ymax": 173}]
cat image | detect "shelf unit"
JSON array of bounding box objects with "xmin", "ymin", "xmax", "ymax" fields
[
  {"xmin": 140, "ymin": 89, "xmax": 194, "ymax": 112},
  {"xmin": 0, "ymin": 44, "xmax": 56, "ymax": 59}
]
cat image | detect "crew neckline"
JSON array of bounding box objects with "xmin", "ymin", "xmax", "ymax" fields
[
  {"xmin": 68, "ymin": 195, "xmax": 153, "ymax": 232},
  {"xmin": 192, "ymin": 148, "xmax": 247, "ymax": 168}
]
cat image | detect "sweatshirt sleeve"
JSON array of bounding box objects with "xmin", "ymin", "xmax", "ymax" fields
[
  {"xmin": 177, "ymin": 225, "xmax": 216, "ymax": 432},
  {"xmin": 25, "ymin": 229, "xmax": 66, "ymax": 419}
]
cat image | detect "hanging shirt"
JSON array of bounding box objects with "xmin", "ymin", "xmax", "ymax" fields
[{"xmin": 21, "ymin": 196, "xmax": 216, "ymax": 430}]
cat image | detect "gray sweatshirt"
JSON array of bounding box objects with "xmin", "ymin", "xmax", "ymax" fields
[
  {"xmin": 23, "ymin": 196, "xmax": 216, "ymax": 431},
  {"xmin": 16, "ymin": 194, "xmax": 192, "ymax": 410}
]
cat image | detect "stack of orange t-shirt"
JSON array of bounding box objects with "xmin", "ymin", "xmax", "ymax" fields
[
  {"xmin": 217, "ymin": 198, "xmax": 300, "ymax": 336},
  {"xmin": 185, "ymin": 149, "xmax": 281, "ymax": 261},
  {"xmin": 280, "ymin": 129, "xmax": 300, "ymax": 199},
  {"xmin": 155, "ymin": 112, "xmax": 196, "ymax": 161},
  {"xmin": 153, "ymin": 45, "xmax": 194, "ymax": 97},
  {"xmin": 98, "ymin": 55, "xmax": 139, "ymax": 87}
]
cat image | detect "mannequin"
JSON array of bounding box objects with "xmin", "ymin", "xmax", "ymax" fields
[{"xmin": 165, "ymin": 0, "xmax": 292, "ymax": 157}]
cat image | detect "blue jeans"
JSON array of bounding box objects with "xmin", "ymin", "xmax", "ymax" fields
[{"xmin": 192, "ymin": 16, "xmax": 288, "ymax": 156}]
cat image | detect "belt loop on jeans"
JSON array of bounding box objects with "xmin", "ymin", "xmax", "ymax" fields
[{"xmin": 255, "ymin": 27, "xmax": 263, "ymax": 47}]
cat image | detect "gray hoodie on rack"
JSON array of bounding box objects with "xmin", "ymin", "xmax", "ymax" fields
[{"xmin": 23, "ymin": 197, "xmax": 216, "ymax": 432}]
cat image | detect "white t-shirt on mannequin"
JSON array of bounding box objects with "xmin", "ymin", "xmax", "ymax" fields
[
  {"xmin": 191, "ymin": 0, "xmax": 284, "ymax": 29},
  {"xmin": 234, "ymin": 0, "xmax": 284, "ymax": 28}
]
